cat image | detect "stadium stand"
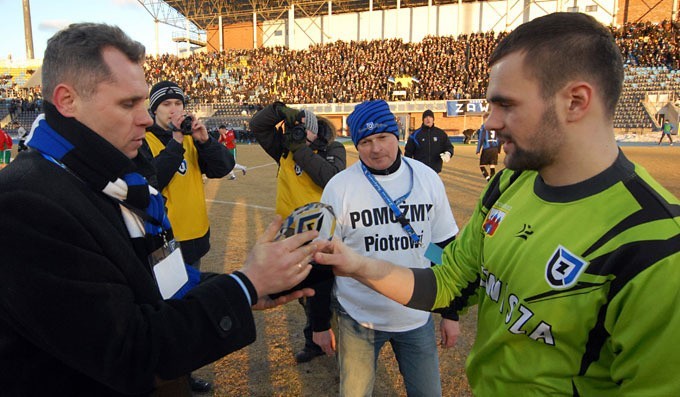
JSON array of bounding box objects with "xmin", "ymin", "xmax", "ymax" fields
[
  {"xmin": 143, "ymin": 33, "xmax": 502, "ymax": 106},
  {"xmin": 4, "ymin": 21, "xmax": 680, "ymax": 133}
]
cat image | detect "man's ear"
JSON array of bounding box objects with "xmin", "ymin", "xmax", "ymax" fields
[
  {"xmin": 563, "ymin": 81, "xmax": 593, "ymax": 123},
  {"xmin": 51, "ymin": 83, "xmax": 79, "ymax": 117}
]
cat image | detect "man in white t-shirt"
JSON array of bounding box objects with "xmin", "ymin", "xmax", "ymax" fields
[{"xmin": 311, "ymin": 100, "xmax": 460, "ymax": 396}]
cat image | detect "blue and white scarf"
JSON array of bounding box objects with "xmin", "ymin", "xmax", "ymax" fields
[{"xmin": 28, "ymin": 102, "xmax": 198, "ymax": 298}]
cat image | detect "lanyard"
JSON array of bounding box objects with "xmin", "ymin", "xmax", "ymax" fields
[{"xmin": 361, "ymin": 160, "xmax": 421, "ymax": 246}]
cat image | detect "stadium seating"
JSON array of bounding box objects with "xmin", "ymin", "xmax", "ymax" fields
[{"xmin": 3, "ymin": 20, "xmax": 680, "ymax": 134}]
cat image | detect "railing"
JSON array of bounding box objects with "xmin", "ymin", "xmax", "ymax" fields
[{"xmin": 287, "ymin": 100, "xmax": 451, "ymax": 115}]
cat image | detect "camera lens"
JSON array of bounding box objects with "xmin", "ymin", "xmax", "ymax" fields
[
  {"xmin": 290, "ymin": 125, "xmax": 306, "ymax": 142},
  {"xmin": 180, "ymin": 116, "xmax": 193, "ymax": 135}
]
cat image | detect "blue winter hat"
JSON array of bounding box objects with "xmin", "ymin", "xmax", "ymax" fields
[{"xmin": 347, "ymin": 100, "xmax": 399, "ymax": 146}]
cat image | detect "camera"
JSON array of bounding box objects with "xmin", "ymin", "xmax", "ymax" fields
[
  {"xmin": 179, "ymin": 116, "xmax": 194, "ymax": 135},
  {"xmin": 287, "ymin": 124, "xmax": 307, "ymax": 143}
]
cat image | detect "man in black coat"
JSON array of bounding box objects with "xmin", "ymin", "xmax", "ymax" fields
[
  {"xmin": 0, "ymin": 22, "xmax": 318, "ymax": 396},
  {"xmin": 404, "ymin": 109, "xmax": 454, "ymax": 173}
]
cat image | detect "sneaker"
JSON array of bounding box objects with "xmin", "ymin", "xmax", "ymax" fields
[
  {"xmin": 228, "ymin": 174, "xmax": 236, "ymax": 180},
  {"xmin": 294, "ymin": 348, "xmax": 324, "ymax": 363},
  {"xmin": 189, "ymin": 375, "xmax": 212, "ymax": 393},
  {"xmin": 242, "ymin": 167, "xmax": 247, "ymax": 176}
]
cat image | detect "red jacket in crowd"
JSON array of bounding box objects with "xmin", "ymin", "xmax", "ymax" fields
[
  {"xmin": 219, "ymin": 129, "xmax": 236, "ymax": 150},
  {"xmin": 0, "ymin": 129, "xmax": 13, "ymax": 151}
]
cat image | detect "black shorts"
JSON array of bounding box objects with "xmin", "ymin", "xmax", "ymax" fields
[{"xmin": 480, "ymin": 147, "xmax": 499, "ymax": 165}]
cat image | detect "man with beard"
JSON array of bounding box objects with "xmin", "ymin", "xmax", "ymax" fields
[{"xmin": 314, "ymin": 13, "xmax": 680, "ymax": 396}]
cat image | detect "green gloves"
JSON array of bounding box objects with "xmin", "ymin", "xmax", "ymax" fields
[{"xmin": 275, "ymin": 102, "xmax": 301, "ymax": 127}]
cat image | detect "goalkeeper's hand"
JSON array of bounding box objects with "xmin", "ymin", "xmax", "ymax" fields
[{"xmin": 440, "ymin": 151, "xmax": 452, "ymax": 163}]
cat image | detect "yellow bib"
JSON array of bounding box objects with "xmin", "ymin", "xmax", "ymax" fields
[
  {"xmin": 276, "ymin": 154, "xmax": 323, "ymax": 217},
  {"xmin": 145, "ymin": 133, "xmax": 209, "ymax": 241}
]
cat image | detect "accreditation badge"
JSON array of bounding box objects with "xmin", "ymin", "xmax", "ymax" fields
[
  {"xmin": 424, "ymin": 242, "xmax": 443, "ymax": 265},
  {"xmin": 149, "ymin": 239, "xmax": 189, "ymax": 299}
]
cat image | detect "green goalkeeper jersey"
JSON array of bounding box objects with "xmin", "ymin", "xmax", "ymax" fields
[{"xmin": 420, "ymin": 151, "xmax": 680, "ymax": 396}]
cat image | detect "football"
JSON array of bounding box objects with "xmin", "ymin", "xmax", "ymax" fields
[{"xmin": 274, "ymin": 202, "xmax": 336, "ymax": 242}]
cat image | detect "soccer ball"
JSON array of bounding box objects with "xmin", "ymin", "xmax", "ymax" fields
[{"xmin": 275, "ymin": 202, "xmax": 336, "ymax": 242}]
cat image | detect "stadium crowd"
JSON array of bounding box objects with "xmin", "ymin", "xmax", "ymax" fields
[
  {"xmin": 138, "ymin": 20, "xmax": 680, "ymax": 107},
  {"xmin": 613, "ymin": 20, "xmax": 680, "ymax": 68},
  {"xmin": 3, "ymin": 19, "xmax": 680, "ymax": 119},
  {"xmin": 142, "ymin": 32, "xmax": 501, "ymax": 106}
]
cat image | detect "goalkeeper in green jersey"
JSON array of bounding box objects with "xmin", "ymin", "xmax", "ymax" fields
[{"xmin": 315, "ymin": 12, "xmax": 680, "ymax": 396}]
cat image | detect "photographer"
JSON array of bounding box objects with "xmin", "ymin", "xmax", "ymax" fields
[
  {"xmin": 139, "ymin": 80, "xmax": 234, "ymax": 392},
  {"xmin": 251, "ymin": 101, "xmax": 346, "ymax": 363}
]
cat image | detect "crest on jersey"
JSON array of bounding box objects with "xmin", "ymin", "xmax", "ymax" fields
[
  {"xmin": 275, "ymin": 202, "xmax": 336, "ymax": 242},
  {"xmin": 178, "ymin": 159, "xmax": 187, "ymax": 175},
  {"xmin": 295, "ymin": 164, "xmax": 303, "ymax": 176},
  {"xmin": 482, "ymin": 207, "xmax": 506, "ymax": 236},
  {"xmin": 545, "ymin": 245, "xmax": 588, "ymax": 289}
]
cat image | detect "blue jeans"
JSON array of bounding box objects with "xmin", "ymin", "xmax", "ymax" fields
[{"xmin": 335, "ymin": 302, "xmax": 442, "ymax": 397}]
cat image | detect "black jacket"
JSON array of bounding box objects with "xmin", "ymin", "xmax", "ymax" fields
[
  {"xmin": 250, "ymin": 102, "xmax": 346, "ymax": 188},
  {"xmin": 137, "ymin": 125, "xmax": 234, "ymax": 264},
  {"xmin": 0, "ymin": 117, "xmax": 254, "ymax": 395},
  {"xmin": 404, "ymin": 124, "xmax": 454, "ymax": 173}
]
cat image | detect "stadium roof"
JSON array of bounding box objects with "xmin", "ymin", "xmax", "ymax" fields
[{"xmin": 154, "ymin": 0, "xmax": 471, "ymax": 30}]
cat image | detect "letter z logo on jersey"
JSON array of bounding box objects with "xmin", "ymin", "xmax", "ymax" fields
[{"xmin": 545, "ymin": 245, "xmax": 588, "ymax": 289}]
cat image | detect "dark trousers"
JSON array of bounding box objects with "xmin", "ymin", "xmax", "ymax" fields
[{"xmin": 300, "ymin": 298, "xmax": 323, "ymax": 352}]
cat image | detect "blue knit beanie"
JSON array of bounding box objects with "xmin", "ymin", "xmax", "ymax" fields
[{"xmin": 347, "ymin": 100, "xmax": 399, "ymax": 146}]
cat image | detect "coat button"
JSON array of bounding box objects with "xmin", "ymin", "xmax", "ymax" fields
[{"xmin": 219, "ymin": 316, "xmax": 232, "ymax": 331}]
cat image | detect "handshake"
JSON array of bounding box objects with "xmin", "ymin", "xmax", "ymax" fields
[{"xmin": 440, "ymin": 151, "xmax": 452, "ymax": 163}]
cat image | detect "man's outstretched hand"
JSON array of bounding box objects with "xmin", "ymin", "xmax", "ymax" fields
[{"xmin": 239, "ymin": 216, "xmax": 320, "ymax": 299}]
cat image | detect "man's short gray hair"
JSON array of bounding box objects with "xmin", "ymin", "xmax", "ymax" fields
[{"xmin": 42, "ymin": 23, "xmax": 146, "ymax": 101}]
